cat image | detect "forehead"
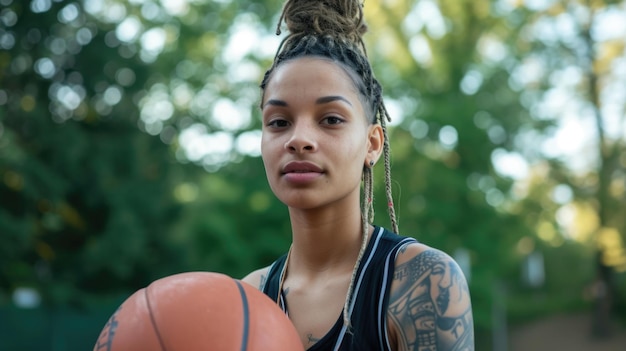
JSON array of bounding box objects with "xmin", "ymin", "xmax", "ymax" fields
[{"xmin": 264, "ymin": 57, "xmax": 359, "ymax": 100}]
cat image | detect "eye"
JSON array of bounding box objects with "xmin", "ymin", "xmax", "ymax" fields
[
  {"xmin": 321, "ymin": 116, "xmax": 345, "ymax": 125},
  {"xmin": 266, "ymin": 119, "xmax": 290, "ymax": 128}
]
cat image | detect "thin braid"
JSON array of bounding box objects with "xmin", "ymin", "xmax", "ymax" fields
[
  {"xmin": 275, "ymin": 0, "xmax": 289, "ymax": 35},
  {"xmin": 379, "ymin": 103, "xmax": 399, "ymax": 234},
  {"xmin": 366, "ymin": 163, "xmax": 375, "ymax": 221},
  {"xmin": 276, "ymin": 245, "xmax": 292, "ymax": 305},
  {"xmin": 342, "ymin": 165, "xmax": 373, "ymax": 328}
]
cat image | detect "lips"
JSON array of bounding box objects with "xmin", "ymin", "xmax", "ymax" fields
[{"xmin": 281, "ymin": 161, "xmax": 324, "ymax": 174}]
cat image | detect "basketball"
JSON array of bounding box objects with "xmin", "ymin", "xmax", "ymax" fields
[{"xmin": 93, "ymin": 272, "xmax": 304, "ymax": 351}]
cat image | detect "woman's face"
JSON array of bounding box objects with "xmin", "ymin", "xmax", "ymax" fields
[{"xmin": 261, "ymin": 57, "xmax": 382, "ymax": 210}]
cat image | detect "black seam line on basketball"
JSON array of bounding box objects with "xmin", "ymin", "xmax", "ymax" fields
[
  {"xmin": 145, "ymin": 287, "xmax": 168, "ymax": 351},
  {"xmin": 235, "ymin": 280, "xmax": 250, "ymax": 351}
]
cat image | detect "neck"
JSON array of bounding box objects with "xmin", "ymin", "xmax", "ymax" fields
[{"xmin": 286, "ymin": 203, "xmax": 369, "ymax": 276}]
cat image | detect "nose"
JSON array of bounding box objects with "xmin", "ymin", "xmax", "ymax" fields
[{"xmin": 284, "ymin": 122, "xmax": 317, "ymax": 153}]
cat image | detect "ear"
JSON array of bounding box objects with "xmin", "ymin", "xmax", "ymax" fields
[{"xmin": 365, "ymin": 124, "xmax": 384, "ymax": 167}]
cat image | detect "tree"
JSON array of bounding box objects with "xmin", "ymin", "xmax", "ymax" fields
[
  {"xmin": 0, "ymin": 0, "xmax": 187, "ymax": 307},
  {"xmin": 503, "ymin": 0, "xmax": 626, "ymax": 336}
]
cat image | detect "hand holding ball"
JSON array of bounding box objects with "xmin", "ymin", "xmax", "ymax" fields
[{"xmin": 93, "ymin": 272, "xmax": 303, "ymax": 351}]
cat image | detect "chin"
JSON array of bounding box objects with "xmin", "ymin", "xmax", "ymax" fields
[{"xmin": 277, "ymin": 193, "xmax": 326, "ymax": 210}]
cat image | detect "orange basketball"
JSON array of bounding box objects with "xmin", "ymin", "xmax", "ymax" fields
[{"xmin": 93, "ymin": 272, "xmax": 303, "ymax": 351}]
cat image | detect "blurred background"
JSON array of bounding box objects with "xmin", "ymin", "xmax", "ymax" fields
[{"xmin": 1, "ymin": 0, "xmax": 625, "ymax": 350}]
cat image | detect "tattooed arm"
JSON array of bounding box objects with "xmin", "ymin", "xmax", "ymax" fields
[{"xmin": 387, "ymin": 244, "xmax": 474, "ymax": 351}]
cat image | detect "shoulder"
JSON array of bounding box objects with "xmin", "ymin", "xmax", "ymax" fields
[
  {"xmin": 241, "ymin": 266, "xmax": 271, "ymax": 291},
  {"xmin": 386, "ymin": 242, "xmax": 474, "ymax": 351}
]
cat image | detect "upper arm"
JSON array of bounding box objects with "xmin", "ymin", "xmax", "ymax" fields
[
  {"xmin": 387, "ymin": 243, "xmax": 474, "ymax": 351},
  {"xmin": 241, "ymin": 267, "xmax": 271, "ymax": 291}
]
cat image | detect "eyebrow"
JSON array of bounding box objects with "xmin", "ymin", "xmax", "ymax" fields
[
  {"xmin": 263, "ymin": 95, "xmax": 353, "ymax": 108},
  {"xmin": 264, "ymin": 99, "xmax": 288, "ymax": 107},
  {"xmin": 316, "ymin": 95, "xmax": 353, "ymax": 106}
]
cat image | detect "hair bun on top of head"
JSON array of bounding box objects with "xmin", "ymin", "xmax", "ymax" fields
[{"xmin": 277, "ymin": 0, "xmax": 368, "ymax": 40}]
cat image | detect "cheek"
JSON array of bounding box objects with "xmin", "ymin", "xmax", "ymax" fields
[
  {"xmin": 260, "ymin": 150, "xmax": 278, "ymax": 191},
  {"xmin": 261, "ymin": 152, "xmax": 275, "ymax": 174},
  {"xmin": 260, "ymin": 134, "xmax": 275, "ymax": 158},
  {"xmin": 338, "ymin": 135, "xmax": 368, "ymax": 163},
  {"xmin": 260, "ymin": 139, "xmax": 274, "ymax": 171}
]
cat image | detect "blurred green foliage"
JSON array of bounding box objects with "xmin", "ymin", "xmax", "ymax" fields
[{"xmin": 1, "ymin": 0, "xmax": 625, "ymax": 350}]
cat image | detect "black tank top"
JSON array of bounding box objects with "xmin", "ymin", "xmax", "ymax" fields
[{"xmin": 262, "ymin": 226, "xmax": 417, "ymax": 351}]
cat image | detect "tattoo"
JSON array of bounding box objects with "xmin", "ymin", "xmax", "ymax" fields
[
  {"xmin": 259, "ymin": 274, "xmax": 267, "ymax": 290},
  {"xmin": 399, "ymin": 243, "xmax": 409, "ymax": 254},
  {"xmin": 307, "ymin": 333, "xmax": 320, "ymax": 344},
  {"xmin": 94, "ymin": 306, "xmax": 121, "ymax": 351},
  {"xmin": 389, "ymin": 249, "xmax": 474, "ymax": 350},
  {"xmin": 283, "ymin": 287, "xmax": 290, "ymax": 296}
]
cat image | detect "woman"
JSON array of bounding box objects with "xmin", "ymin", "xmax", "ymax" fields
[{"xmin": 242, "ymin": 1, "xmax": 474, "ymax": 350}]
